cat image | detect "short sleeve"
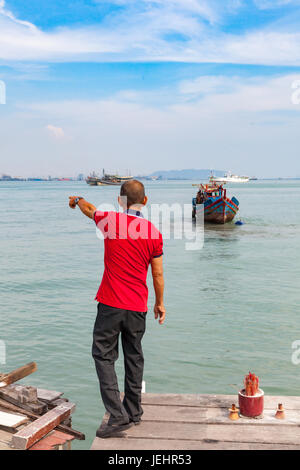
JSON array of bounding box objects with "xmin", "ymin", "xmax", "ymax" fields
[
  {"xmin": 152, "ymin": 232, "xmax": 163, "ymax": 258},
  {"xmin": 94, "ymin": 211, "xmax": 108, "ymax": 225}
]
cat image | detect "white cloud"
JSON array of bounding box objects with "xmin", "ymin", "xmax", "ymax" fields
[
  {"xmin": 95, "ymin": 0, "xmax": 226, "ymax": 24},
  {"xmin": 24, "ymin": 74, "xmax": 300, "ymax": 118},
  {"xmin": 0, "ymin": 0, "xmax": 37, "ymax": 31},
  {"xmin": 46, "ymin": 124, "xmax": 65, "ymax": 139},
  {"xmin": 179, "ymin": 75, "xmax": 239, "ymax": 96},
  {"xmin": 0, "ymin": 0, "xmax": 300, "ymax": 65},
  {"xmin": 254, "ymin": 0, "xmax": 300, "ymax": 9},
  {"xmin": 1, "ymin": 73, "xmax": 299, "ymax": 177},
  {"xmin": 177, "ymin": 74, "xmax": 300, "ymax": 113}
]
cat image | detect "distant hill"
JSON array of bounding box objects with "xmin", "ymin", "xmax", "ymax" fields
[{"xmin": 149, "ymin": 169, "xmax": 224, "ymax": 180}]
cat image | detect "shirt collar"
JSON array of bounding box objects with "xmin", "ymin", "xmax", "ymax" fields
[{"xmin": 125, "ymin": 208, "xmax": 144, "ymax": 218}]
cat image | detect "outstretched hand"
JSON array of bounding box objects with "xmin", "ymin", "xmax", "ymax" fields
[
  {"xmin": 154, "ymin": 303, "xmax": 166, "ymax": 325},
  {"xmin": 69, "ymin": 196, "xmax": 77, "ymax": 209},
  {"xmin": 68, "ymin": 196, "xmax": 96, "ymax": 219}
]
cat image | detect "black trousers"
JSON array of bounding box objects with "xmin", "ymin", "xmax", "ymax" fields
[{"xmin": 92, "ymin": 303, "xmax": 147, "ymax": 425}]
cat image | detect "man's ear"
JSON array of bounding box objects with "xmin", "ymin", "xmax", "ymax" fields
[{"xmin": 143, "ymin": 196, "xmax": 148, "ymax": 206}]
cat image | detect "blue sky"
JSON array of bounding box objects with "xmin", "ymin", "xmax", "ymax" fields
[
  {"xmin": 0, "ymin": 0, "xmax": 300, "ymax": 177},
  {"xmin": 3, "ymin": 0, "xmax": 300, "ymax": 33}
]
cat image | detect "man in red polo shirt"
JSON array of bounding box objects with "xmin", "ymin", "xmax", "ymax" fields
[{"xmin": 69, "ymin": 180, "xmax": 165, "ymax": 438}]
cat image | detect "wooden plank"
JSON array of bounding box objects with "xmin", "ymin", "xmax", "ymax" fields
[
  {"xmin": 0, "ymin": 398, "xmax": 46, "ymax": 420},
  {"xmin": 29, "ymin": 430, "xmax": 75, "ymax": 451},
  {"xmin": 0, "ymin": 385, "xmax": 47, "ymax": 415},
  {"xmin": 91, "ymin": 437, "xmax": 300, "ymax": 451},
  {"xmin": 11, "ymin": 385, "xmax": 38, "ymax": 402},
  {"xmin": 141, "ymin": 393, "xmax": 300, "ymax": 410},
  {"xmin": 98, "ymin": 410, "xmax": 300, "ymax": 445},
  {"xmin": 0, "ymin": 429, "xmax": 14, "ymax": 450},
  {"xmin": 37, "ymin": 389, "xmax": 64, "ymax": 404},
  {"xmin": 0, "ymin": 363, "xmax": 37, "ymax": 388},
  {"xmin": 0, "ymin": 410, "xmax": 29, "ymax": 430},
  {"xmin": 49, "ymin": 398, "xmax": 68, "ymax": 408},
  {"xmin": 11, "ymin": 402, "xmax": 76, "ymax": 450},
  {"xmin": 205, "ymin": 423, "xmax": 300, "ymax": 446},
  {"xmin": 0, "ymin": 398, "xmax": 85, "ymax": 441},
  {"xmin": 47, "ymin": 398, "xmax": 69, "ymax": 412},
  {"xmin": 0, "ymin": 430, "xmax": 11, "ymax": 445},
  {"xmin": 0, "ymin": 442, "xmax": 12, "ymax": 451},
  {"xmin": 142, "ymin": 404, "xmax": 206, "ymax": 422},
  {"xmin": 124, "ymin": 421, "xmax": 300, "ymax": 445},
  {"xmin": 140, "ymin": 404, "xmax": 300, "ymax": 425}
]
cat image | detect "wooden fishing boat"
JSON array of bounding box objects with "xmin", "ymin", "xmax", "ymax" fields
[
  {"xmin": 86, "ymin": 169, "xmax": 133, "ymax": 186},
  {"xmin": 192, "ymin": 182, "xmax": 239, "ymax": 224},
  {"xmin": 86, "ymin": 172, "xmax": 101, "ymax": 186}
]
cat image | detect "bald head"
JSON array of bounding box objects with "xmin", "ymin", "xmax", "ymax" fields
[{"xmin": 120, "ymin": 179, "xmax": 146, "ymax": 208}]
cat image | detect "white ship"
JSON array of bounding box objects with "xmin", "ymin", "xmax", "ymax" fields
[{"xmin": 210, "ymin": 172, "xmax": 250, "ymax": 184}]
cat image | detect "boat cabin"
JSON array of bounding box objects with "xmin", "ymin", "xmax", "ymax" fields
[{"xmin": 196, "ymin": 183, "xmax": 227, "ymax": 204}]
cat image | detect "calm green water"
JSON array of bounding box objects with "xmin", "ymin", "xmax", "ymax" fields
[{"xmin": 1, "ymin": 180, "xmax": 300, "ymax": 449}]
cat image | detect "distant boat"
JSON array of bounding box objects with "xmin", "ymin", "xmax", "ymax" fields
[
  {"xmin": 86, "ymin": 172, "xmax": 101, "ymax": 186},
  {"xmin": 210, "ymin": 172, "xmax": 249, "ymax": 184},
  {"xmin": 86, "ymin": 170, "xmax": 133, "ymax": 186},
  {"xmin": 100, "ymin": 171, "xmax": 133, "ymax": 186},
  {"xmin": 192, "ymin": 182, "xmax": 239, "ymax": 224}
]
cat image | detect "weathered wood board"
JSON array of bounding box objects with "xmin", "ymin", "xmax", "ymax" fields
[
  {"xmin": 0, "ymin": 410, "xmax": 29, "ymax": 430},
  {"xmin": 37, "ymin": 389, "xmax": 64, "ymax": 404},
  {"xmin": 0, "ymin": 363, "xmax": 37, "ymax": 388},
  {"xmin": 91, "ymin": 393, "xmax": 300, "ymax": 451},
  {"xmin": 0, "ymin": 385, "xmax": 47, "ymax": 415},
  {"xmin": 12, "ymin": 402, "xmax": 76, "ymax": 450},
  {"xmin": 29, "ymin": 430, "xmax": 75, "ymax": 451},
  {"xmin": 0, "ymin": 429, "xmax": 14, "ymax": 451},
  {"xmin": 92, "ymin": 438, "xmax": 300, "ymax": 451},
  {"xmin": 0, "ymin": 398, "xmax": 84, "ymax": 441},
  {"xmin": 141, "ymin": 393, "xmax": 300, "ymax": 410}
]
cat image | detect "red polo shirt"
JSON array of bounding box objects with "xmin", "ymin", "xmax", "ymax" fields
[{"xmin": 94, "ymin": 209, "xmax": 163, "ymax": 312}]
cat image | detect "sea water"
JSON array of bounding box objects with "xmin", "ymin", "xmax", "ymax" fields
[{"xmin": 1, "ymin": 179, "xmax": 300, "ymax": 448}]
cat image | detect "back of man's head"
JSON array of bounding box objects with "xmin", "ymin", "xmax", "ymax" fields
[{"xmin": 120, "ymin": 179, "xmax": 146, "ymax": 208}]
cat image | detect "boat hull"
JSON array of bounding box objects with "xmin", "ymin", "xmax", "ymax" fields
[
  {"xmin": 97, "ymin": 180, "xmax": 122, "ymax": 186},
  {"xmin": 86, "ymin": 173, "xmax": 133, "ymax": 186},
  {"xmin": 211, "ymin": 177, "xmax": 249, "ymax": 184},
  {"xmin": 195, "ymin": 197, "xmax": 239, "ymax": 224}
]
